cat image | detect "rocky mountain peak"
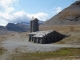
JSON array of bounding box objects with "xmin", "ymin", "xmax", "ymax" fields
[{"xmin": 72, "ymin": 1, "xmax": 80, "ymax": 5}]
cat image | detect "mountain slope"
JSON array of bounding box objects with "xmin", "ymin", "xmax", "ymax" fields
[
  {"xmin": 6, "ymin": 23, "xmax": 29, "ymax": 32},
  {"xmin": 0, "ymin": 20, "xmax": 44, "ymax": 34},
  {"xmin": 41, "ymin": 1, "xmax": 80, "ymax": 26},
  {"xmin": 0, "ymin": 22, "xmax": 30, "ymax": 35},
  {"xmin": 0, "ymin": 26, "xmax": 13, "ymax": 35}
]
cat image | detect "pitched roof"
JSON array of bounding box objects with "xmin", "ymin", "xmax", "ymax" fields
[{"xmin": 29, "ymin": 30, "xmax": 53, "ymax": 37}]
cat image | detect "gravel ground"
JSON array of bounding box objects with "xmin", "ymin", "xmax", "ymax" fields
[
  {"xmin": 0, "ymin": 33, "xmax": 80, "ymax": 60},
  {"xmin": 1, "ymin": 36, "xmax": 80, "ymax": 52},
  {"xmin": 0, "ymin": 37, "xmax": 60, "ymax": 52}
]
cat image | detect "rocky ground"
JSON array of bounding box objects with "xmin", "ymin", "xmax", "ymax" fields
[{"xmin": 0, "ymin": 30, "xmax": 80, "ymax": 60}]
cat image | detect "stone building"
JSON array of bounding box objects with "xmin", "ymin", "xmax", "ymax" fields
[
  {"xmin": 29, "ymin": 18, "xmax": 65, "ymax": 44},
  {"xmin": 30, "ymin": 17, "xmax": 39, "ymax": 32},
  {"xmin": 29, "ymin": 30, "xmax": 65, "ymax": 44}
]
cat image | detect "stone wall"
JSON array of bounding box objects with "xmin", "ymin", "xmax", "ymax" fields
[{"xmin": 29, "ymin": 31, "xmax": 65, "ymax": 44}]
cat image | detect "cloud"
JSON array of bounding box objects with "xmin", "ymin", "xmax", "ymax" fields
[
  {"xmin": 0, "ymin": 0, "xmax": 18, "ymax": 11},
  {"xmin": 5, "ymin": 7, "xmax": 15, "ymax": 13},
  {"xmin": 0, "ymin": 0, "xmax": 48, "ymax": 26},
  {"xmin": 10, "ymin": 11, "xmax": 30, "ymax": 23},
  {"xmin": 0, "ymin": 10, "xmax": 48, "ymax": 26},
  {"xmin": 52, "ymin": 7, "xmax": 62, "ymax": 14},
  {"xmin": 27, "ymin": 12, "xmax": 48, "ymax": 21},
  {"xmin": 56, "ymin": 7, "xmax": 62, "ymax": 13},
  {"xmin": 7, "ymin": 11, "xmax": 48, "ymax": 23},
  {"xmin": 0, "ymin": 19, "xmax": 8, "ymax": 26}
]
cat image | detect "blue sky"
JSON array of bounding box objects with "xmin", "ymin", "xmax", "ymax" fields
[
  {"xmin": 0, "ymin": 0, "xmax": 76, "ymax": 26},
  {"xmin": 17, "ymin": 0, "xmax": 75, "ymax": 17},
  {"xmin": 18, "ymin": 0, "xmax": 75, "ymax": 13}
]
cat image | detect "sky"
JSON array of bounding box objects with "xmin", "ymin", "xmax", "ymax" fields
[{"xmin": 0, "ymin": 0, "xmax": 77, "ymax": 26}]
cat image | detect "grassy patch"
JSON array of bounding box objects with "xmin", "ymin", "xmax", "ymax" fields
[
  {"xmin": 0, "ymin": 47, "xmax": 7, "ymax": 56},
  {"xmin": 9, "ymin": 48, "xmax": 80, "ymax": 60}
]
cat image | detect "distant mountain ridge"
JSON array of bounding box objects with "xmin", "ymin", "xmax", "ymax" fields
[
  {"xmin": 0, "ymin": 26, "xmax": 13, "ymax": 35},
  {"xmin": 0, "ymin": 21, "xmax": 44, "ymax": 34},
  {"xmin": 41, "ymin": 1, "xmax": 80, "ymax": 26},
  {"xmin": 0, "ymin": 26, "xmax": 7, "ymax": 30},
  {"xmin": 0, "ymin": 22, "xmax": 30, "ymax": 33},
  {"xmin": 6, "ymin": 23, "xmax": 28, "ymax": 32}
]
